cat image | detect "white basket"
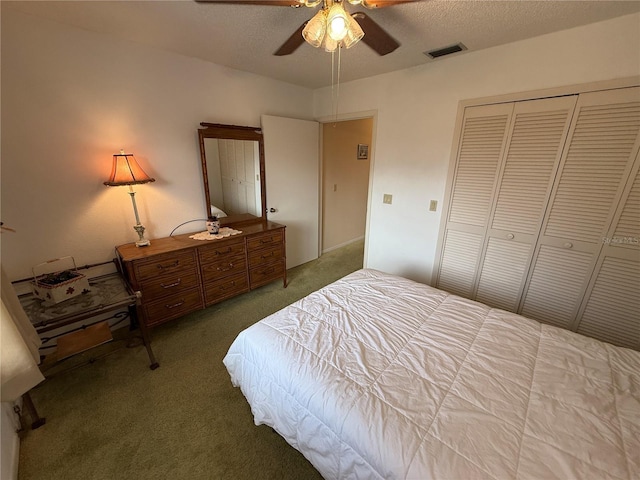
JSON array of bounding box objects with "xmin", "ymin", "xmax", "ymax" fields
[{"xmin": 31, "ymin": 256, "xmax": 91, "ymax": 305}]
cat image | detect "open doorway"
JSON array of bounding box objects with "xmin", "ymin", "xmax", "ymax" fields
[{"xmin": 321, "ymin": 117, "xmax": 373, "ymax": 266}]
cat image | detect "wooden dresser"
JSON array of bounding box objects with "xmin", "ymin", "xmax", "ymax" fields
[{"xmin": 116, "ymin": 221, "xmax": 286, "ymax": 330}]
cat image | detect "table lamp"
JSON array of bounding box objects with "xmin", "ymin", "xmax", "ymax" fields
[{"xmin": 104, "ymin": 150, "xmax": 155, "ymax": 247}]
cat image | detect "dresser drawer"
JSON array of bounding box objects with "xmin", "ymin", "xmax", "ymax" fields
[
  {"xmin": 143, "ymin": 288, "xmax": 203, "ymax": 327},
  {"xmin": 198, "ymin": 238, "xmax": 246, "ymax": 264},
  {"xmin": 204, "ymin": 272, "xmax": 249, "ymax": 306},
  {"xmin": 247, "ymin": 230, "xmax": 284, "ymax": 251},
  {"xmin": 250, "ymin": 262, "xmax": 285, "ymax": 288},
  {"xmin": 134, "ymin": 250, "xmax": 197, "ymax": 282},
  {"xmin": 248, "ymin": 244, "xmax": 284, "ymax": 267},
  {"xmin": 138, "ymin": 270, "xmax": 200, "ymax": 299},
  {"xmin": 200, "ymin": 254, "xmax": 247, "ymax": 283}
]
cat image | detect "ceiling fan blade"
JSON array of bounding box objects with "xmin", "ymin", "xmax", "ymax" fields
[
  {"xmin": 361, "ymin": 0, "xmax": 417, "ymax": 8},
  {"xmin": 194, "ymin": 0, "xmax": 417, "ymax": 5},
  {"xmin": 274, "ymin": 22, "xmax": 308, "ymax": 56},
  {"xmin": 194, "ymin": 0, "xmax": 301, "ymax": 5},
  {"xmin": 352, "ymin": 11, "xmax": 400, "ymax": 56}
]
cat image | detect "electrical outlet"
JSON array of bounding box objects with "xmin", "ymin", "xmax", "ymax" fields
[
  {"xmin": 429, "ymin": 200, "xmax": 438, "ymax": 211},
  {"xmin": 383, "ymin": 194, "xmax": 393, "ymax": 204}
]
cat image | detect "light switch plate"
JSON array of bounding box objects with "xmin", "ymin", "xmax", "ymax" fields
[
  {"xmin": 429, "ymin": 200, "xmax": 438, "ymax": 211},
  {"xmin": 383, "ymin": 194, "xmax": 393, "ymax": 204}
]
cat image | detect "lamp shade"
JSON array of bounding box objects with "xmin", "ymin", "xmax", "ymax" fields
[
  {"xmin": 104, "ymin": 150, "xmax": 155, "ymax": 186},
  {"xmin": 302, "ymin": 9, "xmax": 327, "ymax": 48},
  {"xmin": 342, "ymin": 14, "xmax": 364, "ymax": 49}
]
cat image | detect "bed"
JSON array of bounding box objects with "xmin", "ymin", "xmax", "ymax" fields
[{"xmin": 223, "ymin": 269, "xmax": 640, "ymax": 480}]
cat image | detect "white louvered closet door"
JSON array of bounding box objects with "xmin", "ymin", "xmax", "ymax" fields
[
  {"xmin": 575, "ymin": 158, "xmax": 640, "ymax": 349},
  {"xmin": 475, "ymin": 96, "xmax": 577, "ymax": 311},
  {"xmin": 436, "ymin": 103, "xmax": 513, "ymax": 297},
  {"xmin": 520, "ymin": 87, "xmax": 640, "ymax": 331},
  {"xmin": 218, "ymin": 139, "xmax": 259, "ymax": 216},
  {"xmin": 235, "ymin": 140, "xmax": 258, "ymax": 217},
  {"xmin": 219, "ymin": 139, "xmax": 239, "ymax": 214}
]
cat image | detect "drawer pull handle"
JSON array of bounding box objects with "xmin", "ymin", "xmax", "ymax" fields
[
  {"xmin": 165, "ymin": 300, "xmax": 185, "ymax": 309},
  {"xmin": 217, "ymin": 263, "xmax": 234, "ymax": 272},
  {"xmin": 220, "ymin": 281, "xmax": 236, "ymax": 291},
  {"xmin": 215, "ymin": 247, "xmax": 232, "ymax": 255},
  {"xmin": 262, "ymin": 267, "xmax": 275, "ymax": 275},
  {"xmin": 564, "ymin": 242, "xmax": 573, "ymax": 249},
  {"xmin": 507, "ymin": 233, "xmax": 515, "ymax": 240},
  {"xmin": 158, "ymin": 260, "xmax": 179, "ymax": 270},
  {"xmin": 261, "ymin": 252, "xmax": 275, "ymax": 259},
  {"xmin": 260, "ymin": 238, "xmax": 273, "ymax": 244},
  {"xmin": 160, "ymin": 279, "xmax": 182, "ymax": 289}
]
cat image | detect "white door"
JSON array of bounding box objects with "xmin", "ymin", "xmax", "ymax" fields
[{"xmin": 261, "ymin": 115, "xmax": 320, "ymax": 269}]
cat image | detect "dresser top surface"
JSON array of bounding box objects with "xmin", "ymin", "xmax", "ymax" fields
[{"xmin": 116, "ymin": 221, "xmax": 285, "ymax": 262}]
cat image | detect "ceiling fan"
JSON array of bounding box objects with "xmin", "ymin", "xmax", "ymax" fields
[{"xmin": 195, "ymin": 0, "xmax": 414, "ymax": 56}]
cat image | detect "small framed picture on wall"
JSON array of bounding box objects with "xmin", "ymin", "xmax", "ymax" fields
[{"xmin": 357, "ymin": 144, "xmax": 369, "ymax": 160}]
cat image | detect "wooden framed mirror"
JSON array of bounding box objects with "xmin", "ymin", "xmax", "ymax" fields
[{"xmin": 198, "ymin": 122, "xmax": 267, "ymax": 225}]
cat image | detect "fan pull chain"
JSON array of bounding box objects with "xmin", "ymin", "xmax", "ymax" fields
[
  {"xmin": 331, "ymin": 49, "xmax": 336, "ymax": 121},
  {"xmin": 330, "ymin": 46, "xmax": 342, "ymax": 127},
  {"xmin": 335, "ymin": 45, "xmax": 341, "ymax": 125}
]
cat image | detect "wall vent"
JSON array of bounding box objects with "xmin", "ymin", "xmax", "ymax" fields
[{"xmin": 425, "ymin": 43, "xmax": 467, "ymax": 59}]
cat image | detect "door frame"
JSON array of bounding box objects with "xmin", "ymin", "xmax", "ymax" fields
[{"xmin": 316, "ymin": 110, "xmax": 378, "ymax": 266}]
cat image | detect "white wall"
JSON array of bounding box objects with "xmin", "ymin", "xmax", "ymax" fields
[
  {"xmin": 314, "ymin": 13, "xmax": 640, "ymax": 284},
  {"xmin": 2, "ymin": 9, "xmax": 639, "ymax": 285},
  {"xmin": 0, "ymin": 9, "xmax": 314, "ymax": 280}
]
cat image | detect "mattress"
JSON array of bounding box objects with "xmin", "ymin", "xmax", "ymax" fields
[{"xmin": 223, "ymin": 269, "xmax": 640, "ymax": 479}]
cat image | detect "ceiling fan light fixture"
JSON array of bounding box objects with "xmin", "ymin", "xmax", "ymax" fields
[
  {"xmin": 327, "ymin": 2, "xmax": 350, "ymax": 41},
  {"xmin": 323, "ymin": 34, "xmax": 339, "ymax": 52},
  {"xmin": 299, "ymin": 0, "xmax": 365, "ymax": 52},
  {"xmin": 302, "ymin": 9, "xmax": 327, "ymax": 48},
  {"xmin": 342, "ymin": 14, "xmax": 364, "ymax": 48},
  {"xmin": 347, "ymin": 0, "xmax": 376, "ymax": 8}
]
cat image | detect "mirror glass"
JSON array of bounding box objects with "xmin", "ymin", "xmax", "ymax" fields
[{"xmin": 198, "ymin": 123, "xmax": 267, "ymax": 224}]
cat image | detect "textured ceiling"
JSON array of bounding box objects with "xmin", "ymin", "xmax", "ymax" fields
[{"xmin": 4, "ymin": 0, "xmax": 640, "ymax": 89}]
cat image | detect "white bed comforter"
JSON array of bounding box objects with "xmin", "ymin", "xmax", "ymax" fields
[{"xmin": 224, "ymin": 269, "xmax": 640, "ymax": 480}]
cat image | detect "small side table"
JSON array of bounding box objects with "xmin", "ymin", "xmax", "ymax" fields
[{"xmin": 18, "ymin": 270, "xmax": 159, "ymax": 370}]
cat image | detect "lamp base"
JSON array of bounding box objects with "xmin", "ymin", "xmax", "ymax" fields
[{"xmin": 133, "ymin": 224, "xmax": 150, "ymax": 247}]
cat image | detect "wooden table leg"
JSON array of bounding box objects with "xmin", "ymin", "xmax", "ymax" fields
[
  {"xmin": 129, "ymin": 303, "xmax": 159, "ymax": 370},
  {"xmin": 21, "ymin": 392, "xmax": 46, "ymax": 429}
]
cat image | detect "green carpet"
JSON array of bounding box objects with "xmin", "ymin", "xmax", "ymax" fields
[{"xmin": 19, "ymin": 240, "xmax": 364, "ymax": 480}]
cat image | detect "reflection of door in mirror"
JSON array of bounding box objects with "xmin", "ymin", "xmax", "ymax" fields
[{"xmin": 203, "ymin": 138, "xmax": 261, "ymax": 217}]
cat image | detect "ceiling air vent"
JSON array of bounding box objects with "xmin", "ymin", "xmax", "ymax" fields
[{"xmin": 425, "ymin": 43, "xmax": 467, "ymax": 59}]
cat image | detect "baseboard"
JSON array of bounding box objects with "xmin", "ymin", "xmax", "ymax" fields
[
  {"xmin": 322, "ymin": 236, "xmax": 364, "ymax": 254},
  {"xmin": 1, "ymin": 401, "xmax": 20, "ymax": 480}
]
